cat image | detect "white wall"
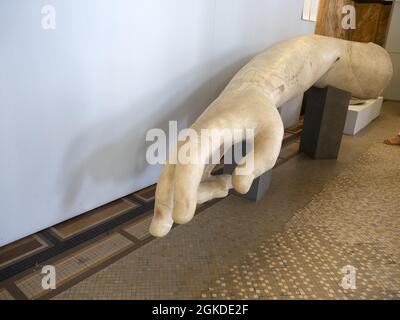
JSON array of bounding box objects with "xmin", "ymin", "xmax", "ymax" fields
[
  {"xmin": 384, "ymin": 0, "xmax": 400, "ymax": 101},
  {"xmin": 0, "ymin": 0, "xmax": 315, "ymax": 246}
]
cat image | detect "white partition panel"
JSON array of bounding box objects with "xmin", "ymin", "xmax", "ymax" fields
[{"xmin": 0, "ymin": 0, "xmax": 315, "ymax": 246}]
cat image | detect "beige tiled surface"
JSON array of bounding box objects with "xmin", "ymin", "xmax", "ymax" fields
[
  {"xmin": 124, "ymin": 216, "xmax": 152, "ymax": 240},
  {"xmin": 0, "ymin": 288, "xmax": 14, "ymax": 300},
  {"xmin": 202, "ymin": 143, "xmax": 400, "ymax": 300},
  {"xmin": 16, "ymin": 233, "xmax": 132, "ymax": 299},
  {"xmin": 0, "ymin": 123, "xmax": 298, "ymax": 297},
  {"xmin": 0, "ymin": 235, "xmax": 49, "ymax": 269},
  {"xmin": 54, "ymin": 102, "xmax": 400, "ymax": 300}
]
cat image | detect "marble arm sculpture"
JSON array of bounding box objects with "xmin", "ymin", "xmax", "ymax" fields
[{"xmin": 149, "ymin": 34, "xmax": 393, "ymax": 237}]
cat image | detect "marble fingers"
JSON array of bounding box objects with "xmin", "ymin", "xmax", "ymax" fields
[{"xmin": 149, "ymin": 34, "xmax": 393, "ymax": 237}]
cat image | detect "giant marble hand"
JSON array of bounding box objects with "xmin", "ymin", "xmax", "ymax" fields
[{"xmin": 149, "ymin": 34, "xmax": 393, "ymax": 237}]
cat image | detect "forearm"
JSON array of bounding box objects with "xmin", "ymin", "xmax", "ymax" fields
[{"xmin": 223, "ymin": 35, "xmax": 392, "ymax": 108}]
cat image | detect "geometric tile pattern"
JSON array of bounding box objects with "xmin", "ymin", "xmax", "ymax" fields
[
  {"xmin": 0, "ymin": 235, "xmax": 49, "ymax": 269},
  {"xmin": 129, "ymin": 185, "xmax": 156, "ymax": 203},
  {"xmin": 0, "ymin": 196, "xmax": 144, "ymax": 284},
  {"xmin": 201, "ymin": 144, "xmax": 400, "ymax": 300},
  {"xmin": 124, "ymin": 216, "xmax": 152, "ymax": 240},
  {"xmin": 0, "ymin": 288, "xmax": 14, "ymax": 300},
  {"xmin": 42, "ymin": 103, "xmax": 400, "ymax": 299},
  {"xmin": 51, "ymin": 199, "xmax": 137, "ymax": 240},
  {"xmin": 275, "ymin": 121, "xmax": 303, "ymax": 165},
  {"xmin": 51, "ymin": 133, "xmax": 400, "ymax": 300},
  {"xmin": 15, "ymin": 233, "xmax": 132, "ymax": 300},
  {"xmin": 289, "ymin": 144, "xmax": 400, "ymax": 255},
  {"xmin": 285, "ymin": 120, "xmax": 304, "ymax": 135}
]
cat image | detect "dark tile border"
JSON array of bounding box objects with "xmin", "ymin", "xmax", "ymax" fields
[
  {"xmin": 0, "ymin": 201, "xmax": 153, "ymax": 283},
  {"xmin": 0, "ymin": 125, "xmax": 303, "ymax": 299}
]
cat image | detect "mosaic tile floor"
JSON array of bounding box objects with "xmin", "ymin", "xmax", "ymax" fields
[
  {"xmin": 53, "ymin": 102, "xmax": 400, "ymax": 300},
  {"xmin": 1, "ymin": 101, "xmax": 399, "ymax": 300},
  {"xmin": 201, "ymin": 145, "xmax": 400, "ymax": 300},
  {"xmin": 54, "ymin": 142, "xmax": 400, "ymax": 300},
  {"xmin": 0, "ymin": 122, "xmax": 302, "ymax": 300}
]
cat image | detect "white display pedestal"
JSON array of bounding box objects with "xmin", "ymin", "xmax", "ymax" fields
[{"xmin": 343, "ymin": 97, "xmax": 383, "ymax": 136}]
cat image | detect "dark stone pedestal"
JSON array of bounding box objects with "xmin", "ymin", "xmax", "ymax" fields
[
  {"xmin": 223, "ymin": 163, "xmax": 272, "ymax": 202},
  {"xmin": 223, "ymin": 85, "xmax": 350, "ymax": 202},
  {"xmin": 300, "ymin": 86, "xmax": 351, "ymax": 159}
]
